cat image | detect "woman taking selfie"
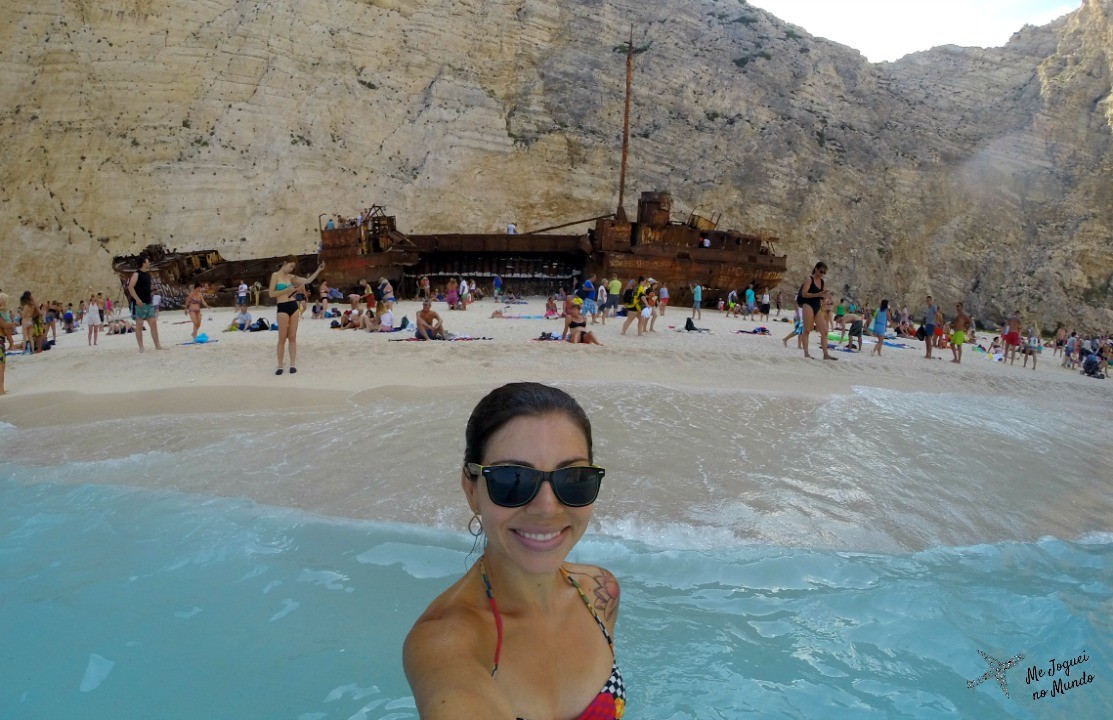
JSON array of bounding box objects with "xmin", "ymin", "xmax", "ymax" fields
[{"xmin": 404, "ymin": 382, "xmax": 624, "ymax": 719}]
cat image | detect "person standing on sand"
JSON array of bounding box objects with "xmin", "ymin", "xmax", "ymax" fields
[
  {"xmin": 607, "ymin": 277, "xmax": 622, "ymax": 318},
  {"xmin": 185, "ymin": 283, "xmax": 209, "ymax": 341},
  {"xmin": 237, "ymin": 280, "xmax": 249, "ymax": 310},
  {"xmin": 1022, "ymin": 325, "xmax": 1040, "ymax": 369},
  {"xmin": 658, "ymin": 282, "xmax": 669, "ymax": 316},
  {"xmin": 797, "ymin": 262, "xmax": 835, "ymax": 360},
  {"xmin": 269, "ymin": 256, "xmax": 324, "ymax": 375},
  {"xmin": 951, "ymin": 302, "xmax": 971, "ymax": 364},
  {"xmin": 1002, "ymin": 310, "xmax": 1023, "ymax": 366},
  {"xmin": 870, "ymin": 299, "xmax": 890, "ymax": 356},
  {"xmin": 127, "ymin": 255, "xmax": 164, "ymax": 353},
  {"xmin": 318, "ymin": 280, "xmax": 331, "ymax": 318},
  {"xmin": 922, "ymin": 295, "xmax": 937, "ymax": 360},
  {"xmin": 690, "ymin": 281, "xmax": 703, "ymax": 320},
  {"xmin": 86, "ymin": 292, "xmax": 104, "ymax": 346}
]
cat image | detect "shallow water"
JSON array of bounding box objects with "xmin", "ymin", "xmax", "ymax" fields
[{"xmin": 1, "ymin": 383, "xmax": 1111, "ymax": 718}]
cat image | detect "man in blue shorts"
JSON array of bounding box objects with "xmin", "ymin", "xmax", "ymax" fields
[
  {"xmin": 923, "ymin": 294, "xmax": 936, "ymax": 359},
  {"xmin": 691, "ymin": 282, "xmax": 703, "ymax": 320}
]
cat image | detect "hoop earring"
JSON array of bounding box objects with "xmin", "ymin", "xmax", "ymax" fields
[{"xmin": 468, "ymin": 513, "xmax": 483, "ymax": 538}]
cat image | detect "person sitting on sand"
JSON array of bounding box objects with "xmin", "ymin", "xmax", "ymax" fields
[
  {"xmin": 416, "ymin": 299, "xmax": 447, "ymax": 340},
  {"xmin": 564, "ymin": 298, "xmax": 603, "ymax": 345},
  {"xmin": 545, "ymin": 296, "xmax": 559, "ymax": 318},
  {"xmin": 231, "ymin": 307, "xmax": 252, "ymax": 331},
  {"xmin": 362, "ymin": 306, "xmax": 394, "ymax": 332}
]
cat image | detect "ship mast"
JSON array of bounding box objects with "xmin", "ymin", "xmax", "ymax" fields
[{"xmin": 617, "ymin": 26, "xmax": 634, "ymax": 222}]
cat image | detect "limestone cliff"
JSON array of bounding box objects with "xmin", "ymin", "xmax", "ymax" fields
[{"xmin": 1, "ymin": 0, "xmax": 1110, "ymax": 329}]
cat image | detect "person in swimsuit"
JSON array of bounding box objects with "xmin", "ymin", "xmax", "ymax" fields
[
  {"xmin": 318, "ymin": 280, "xmax": 330, "ymax": 317},
  {"xmin": 796, "ymin": 262, "xmax": 835, "ymax": 360},
  {"xmin": 126, "ymin": 255, "xmax": 165, "ymax": 352},
  {"xmin": 563, "ymin": 299, "xmax": 603, "ymax": 345},
  {"xmin": 268, "ymin": 256, "xmax": 324, "ymax": 375},
  {"xmin": 405, "ymin": 383, "xmax": 624, "ymax": 720},
  {"xmin": 185, "ymin": 283, "xmax": 209, "ymax": 341}
]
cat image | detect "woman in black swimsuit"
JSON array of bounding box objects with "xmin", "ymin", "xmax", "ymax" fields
[
  {"xmin": 268, "ymin": 256, "xmax": 324, "ymax": 375},
  {"xmin": 797, "ymin": 261, "xmax": 835, "ymax": 360}
]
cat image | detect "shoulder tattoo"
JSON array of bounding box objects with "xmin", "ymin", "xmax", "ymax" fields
[{"xmin": 582, "ymin": 568, "xmax": 620, "ymax": 623}]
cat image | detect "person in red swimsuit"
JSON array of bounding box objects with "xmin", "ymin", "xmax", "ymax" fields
[
  {"xmin": 1002, "ymin": 310, "xmax": 1023, "ymax": 365},
  {"xmin": 404, "ymin": 382, "xmax": 625, "ymax": 720}
]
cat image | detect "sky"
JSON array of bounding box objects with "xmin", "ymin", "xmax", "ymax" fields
[{"xmin": 745, "ymin": 0, "xmax": 1081, "ymax": 62}]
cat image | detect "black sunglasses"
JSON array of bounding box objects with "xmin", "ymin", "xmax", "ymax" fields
[{"xmin": 465, "ymin": 463, "xmax": 605, "ymax": 508}]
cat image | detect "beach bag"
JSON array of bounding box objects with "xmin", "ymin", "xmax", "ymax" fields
[
  {"xmin": 684, "ymin": 317, "xmax": 698, "ymax": 332},
  {"xmin": 330, "ymin": 320, "xmax": 341, "ymax": 328},
  {"xmin": 916, "ymin": 325, "xmax": 926, "ymax": 341},
  {"xmin": 399, "ymin": 315, "xmax": 410, "ymax": 330}
]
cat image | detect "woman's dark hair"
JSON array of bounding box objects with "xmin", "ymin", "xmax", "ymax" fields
[
  {"xmin": 464, "ymin": 382, "xmax": 593, "ymax": 464},
  {"xmin": 879, "ymin": 299, "xmax": 889, "ymax": 311},
  {"xmin": 813, "ymin": 261, "xmax": 827, "ymax": 273},
  {"xmin": 283, "ymin": 255, "xmax": 298, "ymax": 269}
]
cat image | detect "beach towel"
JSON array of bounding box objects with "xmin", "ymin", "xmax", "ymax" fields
[
  {"xmin": 180, "ymin": 339, "xmax": 219, "ymax": 346},
  {"xmin": 531, "ymin": 332, "xmax": 565, "ymax": 342},
  {"xmin": 389, "ymin": 335, "xmax": 492, "ymax": 342},
  {"xmin": 492, "ymin": 314, "xmax": 552, "ymax": 320},
  {"xmin": 732, "ymin": 328, "xmax": 772, "ymax": 336}
]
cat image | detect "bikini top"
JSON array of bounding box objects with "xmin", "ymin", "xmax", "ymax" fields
[
  {"xmin": 275, "ymin": 282, "xmax": 291, "ymax": 291},
  {"xmin": 479, "ymin": 560, "xmax": 626, "ymax": 720}
]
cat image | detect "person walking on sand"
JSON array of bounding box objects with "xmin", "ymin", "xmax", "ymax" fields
[
  {"xmin": 185, "ymin": 283, "xmax": 209, "ymax": 341},
  {"xmin": 870, "ymin": 299, "xmax": 890, "ymax": 356},
  {"xmin": 269, "ymin": 256, "xmax": 324, "ymax": 375},
  {"xmin": 950, "ymin": 302, "xmax": 971, "ymax": 363},
  {"xmin": 783, "ymin": 303, "xmax": 804, "ymax": 349},
  {"xmin": 127, "ymin": 255, "xmax": 165, "ymax": 352},
  {"xmin": 797, "ymin": 262, "xmax": 835, "ymax": 360}
]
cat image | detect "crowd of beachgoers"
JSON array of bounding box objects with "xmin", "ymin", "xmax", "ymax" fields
[{"xmin": 2, "ymin": 256, "xmax": 1111, "ymax": 395}]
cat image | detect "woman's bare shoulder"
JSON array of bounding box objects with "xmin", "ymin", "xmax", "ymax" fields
[
  {"xmin": 563, "ymin": 562, "xmax": 621, "ymax": 625},
  {"xmin": 404, "ymin": 583, "xmax": 508, "ymax": 719}
]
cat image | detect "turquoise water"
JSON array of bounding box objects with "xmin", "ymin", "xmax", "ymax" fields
[
  {"xmin": 1, "ymin": 384, "xmax": 1112, "ymax": 718},
  {"xmin": 1, "ymin": 479, "xmax": 1110, "ymax": 719}
]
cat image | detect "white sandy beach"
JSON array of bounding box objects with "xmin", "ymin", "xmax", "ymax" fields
[{"xmin": 1, "ymin": 299, "xmax": 1100, "ymax": 423}]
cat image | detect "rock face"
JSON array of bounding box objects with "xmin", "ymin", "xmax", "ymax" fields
[{"xmin": 1, "ymin": 0, "xmax": 1111, "ymax": 329}]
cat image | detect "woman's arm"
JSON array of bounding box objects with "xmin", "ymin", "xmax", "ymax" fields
[
  {"xmin": 294, "ymin": 263, "xmax": 326, "ymax": 287},
  {"xmin": 404, "ymin": 617, "xmax": 511, "ymax": 720}
]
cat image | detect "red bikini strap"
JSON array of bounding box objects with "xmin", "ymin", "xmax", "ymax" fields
[{"xmin": 478, "ymin": 557, "xmax": 503, "ymax": 677}]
